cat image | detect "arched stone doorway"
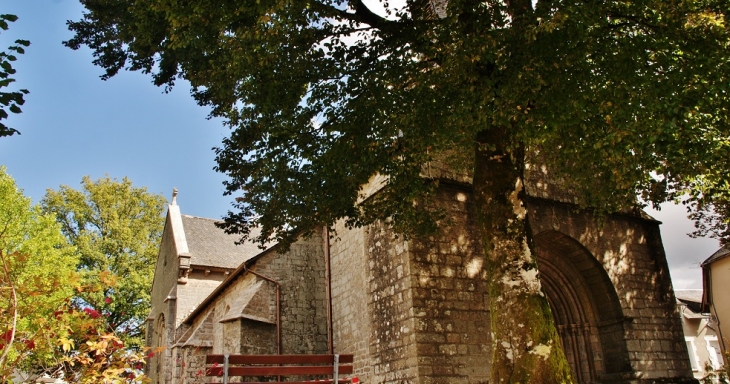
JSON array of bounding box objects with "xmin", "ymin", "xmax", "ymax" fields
[
  {"xmin": 535, "ymin": 231, "xmax": 632, "ymax": 383},
  {"xmin": 155, "ymin": 314, "xmax": 167, "ymax": 380}
]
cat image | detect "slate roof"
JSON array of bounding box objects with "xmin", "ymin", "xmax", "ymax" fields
[
  {"xmin": 701, "ymin": 245, "xmax": 730, "ymax": 267},
  {"xmin": 675, "ymin": 289, "xmax": 706, "ymax": 318},
  {"xmin": 675, "ymin": 289, "xmax": 703, "ymax": 304},
  {"xmin": 181, "ymin": 214, "xmax": 265, "ymax": 269}
]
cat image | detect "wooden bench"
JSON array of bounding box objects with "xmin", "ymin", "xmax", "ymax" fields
[{"xmin": 205, "ymin": 354, "xmax": 355, "ymax": 384}]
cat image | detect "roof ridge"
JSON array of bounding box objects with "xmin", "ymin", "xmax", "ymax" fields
[
  {"xmin": 181, "ymin": 214, "xmax": 222, "ymax": 222},
  {"xmin": 702, "ymin": 244, "xmax": 730, "ymax": 266}
]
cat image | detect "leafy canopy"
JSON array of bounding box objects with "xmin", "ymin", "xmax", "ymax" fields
[
  {"xmin": 66, "ymin": 0, "xmax": 730, "ymax": 246},
  {"xmin": 41, "ymin": 176, "xmax": 166, "ymax": 348},
  {"xmin": 0, "ymin": 167, "xmax": 77, "ymax": 378},
  {"xmin": 0, "ymin": 169, "xmax": 152, "ymax": 382}
]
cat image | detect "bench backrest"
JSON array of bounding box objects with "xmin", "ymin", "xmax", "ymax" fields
[{"xmin": 205, "ymin": 354, "xmax": 354, "ymax": 384}]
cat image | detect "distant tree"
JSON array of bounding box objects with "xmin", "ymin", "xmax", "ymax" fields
[
  {"xmin": 42, "ymin": 176, "xmax": 166, "ymax": 348},
  {"xmin": 66, "ymin": 0, "xmax": 730, "ymax": 380},
  {"xmin": 0, "ymin": 14, "xmax": 29, "ymax": 138},
  {"xmin": 0, "ymin": 167, "xmax": 77, "ymax": 379}
]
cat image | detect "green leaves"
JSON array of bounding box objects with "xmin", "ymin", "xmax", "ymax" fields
[
  {"xmin": 0, "ymin": 167, "xmax": 78, "ymax": 378},
  {"xmin": 0, "ymin": 14, "xmax": 29, "ymax": 138},
  {"xmin": 66, "ymin": 0, "xmax": 730, "ymax": 243},
  {"xmin": 41, "ymin": 176, "xmax": 166, "ymax": 348}
]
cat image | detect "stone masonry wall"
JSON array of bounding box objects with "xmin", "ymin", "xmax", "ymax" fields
[
  {"xmin": 407, "ymin": 184, "xmax": 491, "ymax": 384},
  {"xmin": 527, "ymin": 199, "xmax": 694, "ymax": 381},
  {"xmin": 175, "ymin": 346, "xmax": 211, "ymax": 384},
  {"xmin": 331, "ymin": 182, "xmax": 692, "ymax": 384},
  {"xmin": 180, "ymin": 231, "xmax": 328, "ymax": 358},
  {"xmin": 253, "ymin": 230, "xmax": 329, "ymax": 354},
  {"xmin": 365, "ymin": 222, "xmax": 421, "ymax": 383},
  {"xmin": 331, "ymin": 183, "xmax": 492, "ymax": 384},
  {"xmin": 177, "ymin": 270, "xmax": 229, "ymax": 328},
  {"xmin": 330, "ymin": 223, "xmax": 375, "ymax": 381},
  {"xmin": 240, "ymin": 319, "xmax": 277, "ymax": 354},
  {"xmin": 147, "ymin": 215, "xmax": 181, "ymax": 384}
]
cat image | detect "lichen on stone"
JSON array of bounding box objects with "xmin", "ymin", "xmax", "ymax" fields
[{"xmin": 529, "ymin": 343, "xmax": 552, "ymax": 359}]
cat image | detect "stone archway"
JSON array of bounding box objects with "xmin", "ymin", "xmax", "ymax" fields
[
  {"xmin": 155, "ymin": 313, "xmax": 167, "ymax": 380},
  {"xmin": 535, "ymin": 231, "xmax": 632, "ymax": 383}
]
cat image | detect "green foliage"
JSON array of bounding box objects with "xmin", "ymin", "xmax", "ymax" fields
[
  {"xmin": 41, "ymin": 176, "xmax": 166, "ymax": 348},
  {"xmin": 65, "ymin": 0, "xmax": 730, "ymax": 379},
  {"xmin": 66, "ymin": 0, "xmax": 730, "ymax": 247},
  {"xmin": 0, "ymin": 14, "xmax": 30, "ymax": 138},
  {"xmin": 690, "ymin": 198, "xmax": 730, "ymax": 245},
  {"xmin": 0, "ymin": 166, "xmax": 78, "ymax": 378},
  {"xmin": 56, "ymin": 306, "xmax": 151, "ymax": 384}
]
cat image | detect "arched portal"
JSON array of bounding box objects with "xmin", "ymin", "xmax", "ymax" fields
[
  {"xmin": 535, "ymin": 231, "xmax": 632, "ymax": 383},
  {"xmin": 155, "ymin": 314, "xmax": 167, "ymax": 379}
]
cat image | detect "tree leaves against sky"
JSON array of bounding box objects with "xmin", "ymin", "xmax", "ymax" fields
[
  {"xmin": 41, "ymin": 176, "xmax": 166, "ymax": 348},
  {"xmin": 64, "ymin": 0, "xmax": 730, "ymax": 380},
  {"xmin": 0, "ymin": 167, "xmax": 77, "ymax": 378},
  {"xmin": 65, "ymin": 0, "xmax": 730, "ymax": 247},
  {"xmin": 0, "ymin": 14, "xmax": 29, "ymax": 138}
]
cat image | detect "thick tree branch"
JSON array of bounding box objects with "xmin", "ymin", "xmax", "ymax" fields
[{"xmin": 310, "ymin": 0, "xmax": 401, "ymax": 30}]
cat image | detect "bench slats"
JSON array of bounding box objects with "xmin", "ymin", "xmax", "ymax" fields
[
  {"xmin": 221, "ymin": 381, "xmax": 353, "ymax": 384},
  {"xmin": 207, "ymin": 365, "xmax": 353, "ymax": 376},
  {"xmin": 205, "ymin": 354, "xmax": 355, "ymax": 384},
  {"xmin": 206, "ymin": 354, "xmax": 354, "ymax": 365},
  {"xmin": 212, "ymin": 365, "xmax": 353, "ymax": 376}
]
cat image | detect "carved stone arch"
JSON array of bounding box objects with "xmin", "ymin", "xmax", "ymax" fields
[
  {"xmin": 155, "ymin": 313, "xmax": 167, "ymax": 378},
  {"xmin": 535, "ymin": 230, "xmax": 632, "ymax": 383}
]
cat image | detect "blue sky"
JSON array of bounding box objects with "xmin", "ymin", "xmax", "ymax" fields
[
  {"xmin": 0, "ymin": 0, "xmax": 720, "ymax": 289},
  {"xmin": 1, "ymin": 0, "xmax": 231, "ymax": 217}
]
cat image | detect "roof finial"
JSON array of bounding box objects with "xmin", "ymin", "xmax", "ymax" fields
[{"xmin": 172, "ymin": 188, "xmax": 178, "ymax": 205}]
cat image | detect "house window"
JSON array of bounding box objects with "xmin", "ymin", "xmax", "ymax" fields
[
  {"xmin": 685, "ymin": 337, "xmax": 700, "ymax": 371},
  {"xmin": 705, "ymin": 335, "xmax": 724, "ymax": 370}
]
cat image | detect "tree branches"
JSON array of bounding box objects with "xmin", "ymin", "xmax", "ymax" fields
[{"xmin": 0, "ymin": 14, "xmax": 30, "ymax": 138}]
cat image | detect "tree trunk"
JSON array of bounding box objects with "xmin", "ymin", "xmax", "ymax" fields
[{"xmin": 473, "ymin": 128, "xmax": 574, "ymax": 383}]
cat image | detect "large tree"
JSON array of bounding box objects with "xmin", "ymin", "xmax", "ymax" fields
[
  {"xmin": 65, "ymin": 0, "xmax": 730, "ymax": 381},
  {"xmin": 0, "ymin": 169, "xmax": 148, "ymax": 384},
  {"xmin": 0, "ymin": 167, "xmax": 77, "ymax": 379},
  {"xmin": 41, "ymin": 176, "xmax": 166, "ymax": 348}
]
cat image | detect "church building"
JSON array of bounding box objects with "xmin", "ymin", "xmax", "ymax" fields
[{"xmin": 146, "ymin": 172, "xmax": 697, "ymax": 383}]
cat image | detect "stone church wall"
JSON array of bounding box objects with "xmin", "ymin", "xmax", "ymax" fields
[
  {"xmin": 330, "ymin": 184, "xmax": 493, "ymax": 384},
  {"xmin": 169, "ymin": 231, "xmax": 330, "ymax": 383},
  {"xmin": 407, "ymin": 184, "xmax": 491, "ymax": 384},
  {"xmin": 329, "ymin": 182, "xmax": 694, "ymax": 384},
  {"xmin": 151, "ymin": 181, "xmax": 693, "ymax": 384},
  {"xmin": 147, "ymin": 215, "xmax": 181, "ymax": 384},
  {"xmin": 330, "ymin": 223, "xmax": 376, "ymax": 379},
  {"xmin": 253, "ymin": 230, "xmax": 329, "ymax": 354},
  {"xmin": 528, "ymin": 199, "xmax": 693, "ymax": 380},
  {"xmin": 364, "ymin": 222, "xmax": 420, "ymax": 383}
]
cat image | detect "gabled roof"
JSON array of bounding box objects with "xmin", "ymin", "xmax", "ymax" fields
[
  {"xmin": 675, "ymin": 289, "xmax": 706, "ymax": 318},
  {"xmin": 181, "ymin": 241, "xmax": 283, "ymax": 325},
  {"xmin": 219, "ymin": 280, "xmax": 275, "ymax": 324},
  {"xmin": 181, "ymin": 214, "xmax": 263, "ymax": 269},
  {"xmin": 701, "ymin": 245, "xmax": 730, "ymax": 267},
  {"xmin": 675, "ymin": 289, "xmax": 703, "ymax": 304}
]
